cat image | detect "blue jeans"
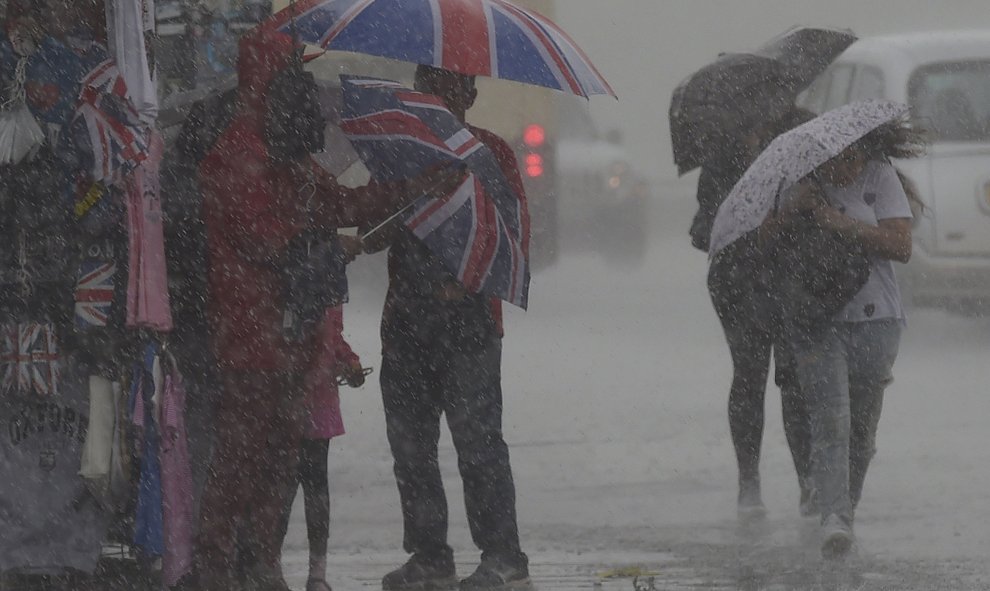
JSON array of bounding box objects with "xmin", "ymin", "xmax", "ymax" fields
[{"xmin": 791, "ymin": 320, "xmax": 901, "ymax": 526}]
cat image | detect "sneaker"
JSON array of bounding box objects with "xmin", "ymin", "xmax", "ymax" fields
[
  {"xmin": 799, "ymin": 485, "xmax": 819, "ymax": 518},
  {"xmin": 821, "ymin": 514, "xmax": 854, "ymax": 559},
  {"xmin": 459, "ymin": 557, "xmax": 531, "ymax": 590},
  {"xmin": 382, "ymin": 555, "xmax": 458, "ymax": 590}
]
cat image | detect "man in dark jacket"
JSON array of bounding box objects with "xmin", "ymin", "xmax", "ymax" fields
[
  {"xmin": 372, "ymin": 66, "xmax": 531, "ymax": 591},
  {"xmin": 195, "ymin": 29, "xmax": 461, "ymax": 591}
]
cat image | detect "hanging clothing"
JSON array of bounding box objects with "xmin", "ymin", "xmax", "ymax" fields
[
  {"xmin": 0, "ymin": 322, "xmax": 60, "ymax": 397},
  {"xmin": 106, "ymin": 0, "xmax": 158, "ymax": 124},
  {"xmin": 130, "ymin": 342, "xmax": 164, "ymax": 558},
  {"xmin": 0, "ymin": 355, "xmax": 110, "ymax": 574},
  {"xmin": 159, "ymin": 354, "xmax": 194, "ymax": 586},
  {"xmin": 125, "ymin": 130, "xmax": 172, "ymax": 331}
]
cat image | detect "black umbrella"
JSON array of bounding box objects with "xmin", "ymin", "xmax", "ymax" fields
[{"xmin": 670, "ymin": 26, "xmax": 857, "ymax": 176}]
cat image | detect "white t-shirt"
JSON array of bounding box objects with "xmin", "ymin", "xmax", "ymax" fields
[{"xmin": 822, "ymin": 160, "xmax": 913, "ymax": 323}]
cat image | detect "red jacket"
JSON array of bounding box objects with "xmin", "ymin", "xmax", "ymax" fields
[{"xmin": 200, "ymin": 29, "xmax": 405, "ymax": 371}]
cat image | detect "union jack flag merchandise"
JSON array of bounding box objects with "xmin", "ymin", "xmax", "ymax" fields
[
  {"xmin": 75, "ymin": 261, "xmax": 117, "ymax": 329},
  {"xmin": 340, "ymin": 76, "xmax": 530, "ymax": 308},
  {"xmin": 71, "ymin": 58, "xmax": 149, "ymax": 185},
  {"xmin": 0, "ymin": 322, "xmax": 60, "ymax": 397}
]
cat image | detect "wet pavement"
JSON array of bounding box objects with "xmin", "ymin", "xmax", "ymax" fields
[{"xmin": 277, "ymin": 184, "xmax": 990, "ymax": 591}]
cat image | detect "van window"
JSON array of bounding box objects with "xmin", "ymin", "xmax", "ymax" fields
[
  {"xmin": 798, "ymin": 67, "xmax": 832, "ymax": 114},
  {"xmin": 849, "ymin": 66, "xmax": 885, "ymax": 101},
  {"xmin": 909, "ymin": 61, "xmax": 990, "ymax": 142},
  {"xmin": 823, "ymin": 64, "xmax": 855, "ymax": 111}
]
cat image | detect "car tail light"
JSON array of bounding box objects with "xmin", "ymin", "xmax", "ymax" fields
[
  {"xmin": 525, "ymin": 153, "xmax": 544, "ymax": 178},
  {"xmin": 523, "ymin": 124, "xmax": 546, "ymax": 148}
]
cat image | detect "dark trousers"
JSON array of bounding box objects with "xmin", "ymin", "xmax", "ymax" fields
[
  {"xmin": 380, "ymin": 333, "xmax": 526, "ymax": 568},
  {"xmin": 708, "ymin": 253, "xmax": 812, "ymax": 489},
  {"xmin": 196, "ymin": 372, "xmax": 305, "ymax": 574},
  {"xmin": 277, "ymin": 438, "xmax": 331, "ymax": 558}
]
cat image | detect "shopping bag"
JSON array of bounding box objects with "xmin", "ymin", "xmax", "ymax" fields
[{"xmin": 0, "ymin": 58, "xmax": 45, "ymax": 165}]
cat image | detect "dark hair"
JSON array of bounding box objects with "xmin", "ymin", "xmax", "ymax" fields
[
  {"xmin": 768, "ymin": 107, "xmax": 817, "ymax": 139},
  {"xmin": 852, "ymin": 117, "xmax": 928, "ymax": 161},
  {"xmin": 414, "ymin": 65, "xmax": 476, "ymax": 92},
  {"xmin": 265, "ymin": 63, "xmax": 326, "ymax": 162},
  {"xmin": 895, "ymin": 166, "xmax": 926, "ymax": 215}
]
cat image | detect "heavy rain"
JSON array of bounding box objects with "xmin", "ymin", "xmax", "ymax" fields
[{"xmin": 1, "ymin": 1, "xmax": 989, "ymax": 590}]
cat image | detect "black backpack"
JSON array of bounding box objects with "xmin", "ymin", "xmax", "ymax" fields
[{"xmin": 764, "ymin": 181, "xmax": 872, "ymax": 336}]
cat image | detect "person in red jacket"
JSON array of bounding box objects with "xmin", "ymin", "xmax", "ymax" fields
[
  {"xmin": 277, "ymin": 295, "xmax": 366, "ymax": 591},
  {"xmin": 195, "ymin": 29, "xmax": 462, "ymax": 591}
]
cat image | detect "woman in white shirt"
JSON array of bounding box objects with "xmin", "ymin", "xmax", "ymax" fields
[{"xmin": 782, "ymin": 120, "xmax": 925, "ymax": 559}]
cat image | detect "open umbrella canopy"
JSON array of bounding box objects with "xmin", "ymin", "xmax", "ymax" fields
[
  {"xmin": 670, "ymin": 53, "xmax": 793, "ymax": 176},
  {"xmin": 339, "ymin": 76, "xmax": 530, "ymax": 308},
  {"xmin": 753, "ymin": 26, "xmax": 858, "ymax": 93},
  {"xmin": 670, "ymin": 26, "xmax": 857, "ymax": 176},
  {"xmin": 708, "ymin": 99, "xmax": 909, "ymax": 256},
  {"xmin": 264, "ymin": 0, "xmax": 615, "ymax": 98}
]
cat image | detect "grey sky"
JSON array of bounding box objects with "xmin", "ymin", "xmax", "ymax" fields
[{"xmin": 553, "ymin": 0, "xmax": 990, "ymax": 181}]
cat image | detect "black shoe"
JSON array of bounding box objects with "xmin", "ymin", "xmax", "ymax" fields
[
  {"xmin": 459, "ymin": 557, "xmax": 531, "ymax": 590},
  {"xmin": 382, "ymin": 555, "xmax": 458, "ymax": 590}
]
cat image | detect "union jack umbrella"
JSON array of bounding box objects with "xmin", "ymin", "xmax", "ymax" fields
[
  {"xmin": 75, "ymin": 261, "xmax": 118, "ymax": 329},
  {"xmin": 1, "ymin": 323, "xmax": 60, "ymax": 397},
  {"xmin": 340, "ymin": 76, "xmax": 530, "ymax": 308},
  {"xmin": 70, "ymin": 59, "xmax": 149, "ymax": 185},
  {"xmin": 265, "ymin": 0, "xmax": 615, "ymax": 99}
]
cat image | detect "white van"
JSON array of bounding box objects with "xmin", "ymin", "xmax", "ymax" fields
[{"xmin": 799, "ymin": 30, "xmax": 990, "ymax": 312}]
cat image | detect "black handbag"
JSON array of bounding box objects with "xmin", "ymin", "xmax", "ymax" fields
[
  {"xmin": 280, "ymin": 231, "xmax": 350, "ymax": 343},
  {"xmin": 765, "ymin": 180, "xmax": 872, "ymax": 335}
]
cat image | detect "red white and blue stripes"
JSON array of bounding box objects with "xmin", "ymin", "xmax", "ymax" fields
[
  {"xmin": 269, "ymin": 0, "xmax": 614, "ymax": 98},
  {"xmin": 340, "ymin": 76, "xmax": 530, "ymax": 308},
  {"xmin": 1, "ymin": 323, "xmax": 60, "ymax": 397},
  {"xmin": 73, "ymin": 59, "xmax": 149, "ymax": 185}
]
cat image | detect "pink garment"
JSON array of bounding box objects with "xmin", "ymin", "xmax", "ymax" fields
[
  {"xmin": 302, "ymin": 306, "xmax": 359, "ymax": 440},
  {"xmin": 159, "ymin": 355, "xmax": 194, "ymax": 586},
  {"xmin": 126, "ymin": 129, "xmax": 173, "ymax": 331}
]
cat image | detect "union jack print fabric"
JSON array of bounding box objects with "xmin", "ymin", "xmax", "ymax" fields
[
  {"xmin": 1, "ymin": 323, "xmax": 60, "ymax": 397},
  {"xmin": 268, "ymin": 0, "xmax": 614, "ymax": 98},
  {"xmin": 75, "ymin": 261, "xmax": 117, "ymax": 329},
  {"xmin": 72, "ymin": 59, "xmax": 149, "ymax": 185},
  {"xmin": 340, "ymin": 76, "xmax": 530, "ymax": 308}
]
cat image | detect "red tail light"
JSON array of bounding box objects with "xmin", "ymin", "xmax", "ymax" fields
[
  {"xmin": 523, "ymin": 124, "xmax": 546, "ymax": 148},
  {"xmin": 524, "ymin": 153, "xmax": 544, "ymax": 177}
]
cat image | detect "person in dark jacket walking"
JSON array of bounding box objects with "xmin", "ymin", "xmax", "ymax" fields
[
  {"xmin": 195, "ymin": 29, "xmax": 463, "ymax": 591},
  {"xmin": 366, "ymin": 65, "xmax": 531, "ymax": 591},
  {"xmin": 697, "ymin": 108, "xmax": 819, "ymax": 519}
]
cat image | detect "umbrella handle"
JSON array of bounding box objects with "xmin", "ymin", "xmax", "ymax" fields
[
  {"xmin": 359, "ymin": 198, "xmax": 420, "ymax": 242},
  {"xmin": 359, "ymin": 171, "xmax": 462, "ymax": 242}
]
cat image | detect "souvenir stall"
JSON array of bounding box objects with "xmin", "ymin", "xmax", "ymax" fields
[{"xmin": 0, "ymin": 1, "xmax": 193, "ymax": 588}]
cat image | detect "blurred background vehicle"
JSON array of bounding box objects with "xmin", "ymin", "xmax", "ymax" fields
[{"xmin": 798, "ymin": 30, "xmax": 990, "ymax": 315}]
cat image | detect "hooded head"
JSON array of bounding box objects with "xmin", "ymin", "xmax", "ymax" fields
[
  {"xmin": 236, "ymin": 28, "xmax": 325, "ymax": 160},
  {"xmin": 237, "ymin": 27, "xmax": 299, "ymax": 117}
]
